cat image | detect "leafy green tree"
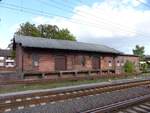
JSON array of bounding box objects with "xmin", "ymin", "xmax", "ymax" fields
[
  {"xmin": 133, "ymin": 45, "xmax": 144, "ymax": 60},
  {"xmin": 38, "ymin": 24, "xmax": 59, "ymax": 38},
  {"xmin": 15, "ymin": 22, "xmax": 40, "ymax": 37},
  {"xmin": 15, "ymin": 22, "xmax": 76, "ymax": 41},
  {"xmin": 123, "ymin": 60, "xmax": 135, "ymax": 73},
  {"xmin": 55, "ymin": 28, "xmax": 76, "ymax": 41}
]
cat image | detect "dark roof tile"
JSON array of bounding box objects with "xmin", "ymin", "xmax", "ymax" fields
[{"xmin": 14, "ymin": 35, "xmax": 121, "ymax": 54}]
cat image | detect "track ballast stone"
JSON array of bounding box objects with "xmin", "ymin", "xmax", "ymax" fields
[{"xmin": 8, "ymin": 86, "xmax": 150, "ymax": 113}]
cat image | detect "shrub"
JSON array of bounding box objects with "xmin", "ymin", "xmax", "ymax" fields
[
  {"xmin": 140, "ymin": 63, "xmax": 148, "ymax": 73},
  {"xmin": 11, "ymin": 50, "xmax": 16, "ymax": 59},
  {"xmin": 123, "ymin": 60, "xmax": 135, "ymax": 73}
]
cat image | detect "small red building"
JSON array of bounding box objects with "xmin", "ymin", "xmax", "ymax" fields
[{"xmin": 13, "ymin": 35, "xmax": 139, "ymax": 79}]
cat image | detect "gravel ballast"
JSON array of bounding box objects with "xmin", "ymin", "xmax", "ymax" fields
[{"xmin": 8, "ymin": 86, "xmax": 150, "ymax": 113}]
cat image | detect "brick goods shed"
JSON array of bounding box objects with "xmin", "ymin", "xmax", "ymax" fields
[{"xmin": 13, "ymin": 35, "xmax": 139, "ymax": 79}]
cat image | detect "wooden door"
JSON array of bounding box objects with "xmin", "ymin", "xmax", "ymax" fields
[
  {"xmin": 55, "ymin": 55, "xmax": 66, "ymax": 71},
  {"xmin": 92, "ymin": 56, "xmax": 100, "ymax": 69}
]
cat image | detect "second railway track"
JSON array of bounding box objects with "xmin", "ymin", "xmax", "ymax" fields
[
  {"xmin": 83, "ymin": 92, "xmax": 150, "ymax": 113},
  {"xmin": 1, "ymin": 78, "xmax": 150, "ymax": 113}
]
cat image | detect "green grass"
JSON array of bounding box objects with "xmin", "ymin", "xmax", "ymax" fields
[{"xmin": 0, "ymin": 73, "xmax": 150, "ymax": 94}]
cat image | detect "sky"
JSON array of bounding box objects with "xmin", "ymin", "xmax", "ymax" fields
[{"xmin": 0, "ymin": 0, "xmax": 150, "ymax": 54}]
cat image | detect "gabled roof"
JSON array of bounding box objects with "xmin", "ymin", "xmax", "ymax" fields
[
  {"xmin": 13, "ymin": 35, "xmax": 121, "ymax": 54},
  {"xmin": 0, "ymin": 49, "xmax": 11, "ymax": 57},
  {"xmin": 120, "ymin": 54, "xmax": 139, "ymax": 57}
]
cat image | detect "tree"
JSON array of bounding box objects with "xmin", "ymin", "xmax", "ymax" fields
[
  {"xmin": 37, "ymin": 24, "xmax": 59, "ymax": 38},
  {"xmin": 133, "ymin": 45, "xmax": 144, "ymax": 60},
  {"xmin": 15, "ymin": 22, "xmax": 76, "ymax": 41},
  {"xmin": 55, "ymin": 28, "xmax": 76, "ymax": 41},
  {"xmin": 15, "ymin": 22, "xmax": 40, "ymax": 37}
]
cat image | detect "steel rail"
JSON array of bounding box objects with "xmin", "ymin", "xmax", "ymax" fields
[
  {"xmin": 0, "ymin": 79, "xmax": 150, "ymax": 112},
  {"xmin": 82, "ymin": 93, "xmax": 150, "ymax": 113}
]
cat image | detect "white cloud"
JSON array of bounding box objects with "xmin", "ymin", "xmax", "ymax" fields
[
  {"xmin": 32, "ymin": 0, "xmax": 150, "ymax": 40},
  {"xmin": 122, "ymin": 0, "xmax": 146, "ymax": 7}
]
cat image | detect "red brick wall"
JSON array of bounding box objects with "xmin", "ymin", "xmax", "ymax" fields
[
  {"xmin": 115, "ymin": 56, "xmax": 124, "ymax": 74},
  {"xmin": 15, "ymin": 44, "xmax": 23, "ymax": 73},
  {"xmin": 66, "ymin": 55, "xmax": 74, "ymax": 70},
  {"xmin": 22, "ymin": 51, "xmax": 55, "ymax": 72},
  {"xmin": 21, "ymin": 50, "xmax": 103, "ymax": 72},
  {"xmin": 16, "ymin": 46, "xmax": 139, "ymax": 74},
  {"xmin": 23, "ymin": 51, "xmax": 32, "ymax": 71},
  {"xmin": 19, "ymin": 48, "xmax": 122, "ymax": 73},
  {"xmin": 100, "ymin": 56, "xmax": 115, "ymax": 70},
  {"xmin": 67, "ymin": 55, "xmax": 93, "ymax": 70},
  {"xmin": 39, "ymin": 53, "xmax": 54, "ymax": 72},
  {"xmin": 115, "ymin": 55, "xmax": 140, "ymax": 74},
  {"xmin": 85, "ymin": 56, "xmax": 92, "ymax": 69}
]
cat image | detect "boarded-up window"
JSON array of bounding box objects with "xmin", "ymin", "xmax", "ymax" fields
[
  {"xmin": 74, "ymin": 55, "xmax": 86, "ymax": 66},
  {"xmin": 92, "ymin": 56, "xmax": 100, "ymax": 69},
  {"xmin": 81, "ymin": 56, "xmax": 86, "ymax": 66},
  {"xmin": 74, "ymin": 55, "xmax": 79, "ymax": 64},
  {"xmin": 55, "ymin": 55, "xmax": 66, "ymax": 71},
  {"xmin": 32, "ymin": 53, "xmax": 39, "ymax": 67}
]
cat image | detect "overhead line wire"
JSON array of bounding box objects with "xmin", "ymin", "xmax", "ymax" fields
[{"xmin": 0, "ymin": 2, "xmax": 149, "ymax": 37}]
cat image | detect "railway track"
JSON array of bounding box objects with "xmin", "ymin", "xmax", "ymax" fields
[
  {"xmin": 82, "ymin": 93, "xmax": 150, "ymax": 113},
  {"xmin": 0, "ymin": 78, "xmax": 150, "ymax": 113},
  {"xmin": 118, "ymin": 101, "xmax": 150, "ymax": 113}
]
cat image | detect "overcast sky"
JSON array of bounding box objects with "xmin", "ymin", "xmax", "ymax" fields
[{"xmin": 0, "ymin": 0, "xmax": 150, "ymax": 54}]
